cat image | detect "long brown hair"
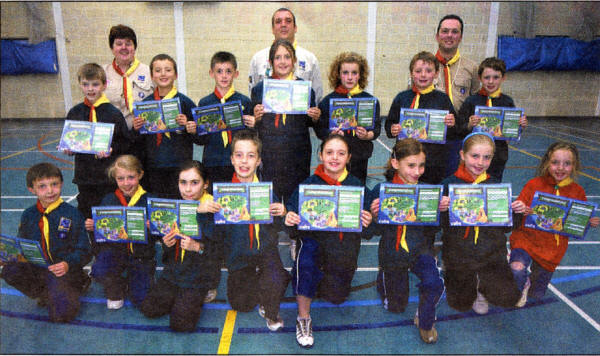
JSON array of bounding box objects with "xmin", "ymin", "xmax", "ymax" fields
[{"xmin": 384, "ymin": 138, "xmax": 425, "ymax": 181}]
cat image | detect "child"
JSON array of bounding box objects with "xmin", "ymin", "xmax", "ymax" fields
[
  {"xmin": 458, "ymin": 57, "xmax": 528, "ymax": 181},
  {"xmin": 252, "ymin": 39, "xmax": 321, "ymax": 204},
  {"xmin": 195, "ymin": 51, "xmax": 255, "ymax": 184},
  {"xmin": 386, "ymin": 51, "xmax": 458, "ymax": 184},
  {"xmin": 132, "ymin": 53, "xmax": 201, "ymax": 199},
  {"xmin": 439, "ymin": 132, "xmax": 526, "ymax": 314},
  {"xmin": 316, "ymin": 51, "xmax": 382, "ymax": 185},
  {"xmin": 213, "ymin": 129, "xmax": 291, "ymax": 331},
  {"xmin": 285, "ymin": 134, "xmax": 373, "ymax": 348},
  {"xmin": 510, "ymin": 142, "xmax": 599, "ymax": 305},
  {"xmin": 85, "ymin": 155, "xmax": 156, "ymax": 310},
  {"xmin": 140, "ymin": 160, "xmax": 222, "ymax": 332},
  {"xmin": 366, "ymin": 138, "xmax": 447, "ymax": 344},
  {"xmin": 1, "ymin": 163, "xmax": 91, "ymax": 322},
  {"xmin": 62, "ymin": 63, "xmax": 131, "ymax": 230}
]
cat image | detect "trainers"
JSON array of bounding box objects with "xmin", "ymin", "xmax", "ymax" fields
[
  {"xmin": 107, "ymin": 299, "xmax": 124, "ymax": 310},
  {"xmin": 290, "ymin": 239, "xmax": 297, "ymax": 261},
  {"xmin": 472, "ymin": 291, "xmax": 489, "ymax": 314},
  {"xmin": 258, "ymin": 305, "xmax": 284, "ymax": 331},
  {"xmin": 81, "ymin": 274, "xmax": 92, "ymax": 294},
  {"xmin": 296, "ymin": 317, "xmax": 314, "ymax": 348},
  {"xmin": 204, "ymin": 289, "xmax": 217, "ymax": 303},
  {"xmin": 414, "ymin": 313, "xmax": 438, "ymax": 344},
  {"xmin": 516, "ymin": 278, "xmax": 531, "ymax": 308}
]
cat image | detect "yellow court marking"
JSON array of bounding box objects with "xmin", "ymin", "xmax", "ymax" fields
[
  {"xmin": 509, "ymin": 144, "xmax": 600, "ymax": 183},
  {"xmin": 1, "ymin": 138, "xmax": 60, "ymax": 160},
  {"xmin": 217, "ymin": 310, "xmax": 237, "ymax": 354}
]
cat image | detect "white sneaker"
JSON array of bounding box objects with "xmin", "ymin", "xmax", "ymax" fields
[
  {"xmin": 290, "ymin": 239, "xmax": 297, "ymax": 261},
  {"xmin": 107, "ymin": 299, "xmax": 124, "ymax": 310},
  {"xmin": 516, "ymin": 278, "xmax": 531, "ymax": 308},
  {"xmin": 296, "ymin": 316, "xmax": 314, "ymax": 348},
  {"xmin": 259, "ymin": 305, "xmax": 284, "ymax": 331},
  {"xmin": 204, "ymin": 289, "xmax": 217, "ymax": 303},
  {"xmin": 472, "ymin": 291, "xmax": 489, "ymax": 314}
]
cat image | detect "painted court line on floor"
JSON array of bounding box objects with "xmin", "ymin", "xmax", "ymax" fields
[{"xmin": 548, "ymin": 283, "xmax": 600, "ymax": 333}]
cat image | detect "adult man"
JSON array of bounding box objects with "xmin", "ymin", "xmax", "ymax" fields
[
  {"xmin": 434, "ymin": 14, "xmax": 480, "ymax": 176},
  {"xmin": 248, "ymin": 8, "xmax": 323, "ymax": 104}
]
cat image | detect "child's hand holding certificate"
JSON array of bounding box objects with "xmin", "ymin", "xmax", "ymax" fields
[
  {"xmin": 192, "ymin": 101, "xmax": 244, "ymax": 135},
  {"xmin": 92, "ymin": 206, "xmax": 147, "ymax": 244},
  {"xmin": 298, "ymin": 185, "xmax": 364, "ymax": 232},
  {"xmin": 378, "ymin": 184, "xmax": 443, "ymax": 225},
  {"xmin": 134, "ymin": 98, "xmax": 183, "ymax": 134},
  {"xmin": 147, "ymin": 198, "xmax": 201, "ymax": 239}
]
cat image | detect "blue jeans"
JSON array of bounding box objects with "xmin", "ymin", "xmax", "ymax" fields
[{"xmin": 509, "ymin": 248, "xmax": 553, "ymax": 299}]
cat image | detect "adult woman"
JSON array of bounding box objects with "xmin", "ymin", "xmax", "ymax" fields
[{"xmin": 103, "ymin": 24, "xmax": 154, "ymax": 130}]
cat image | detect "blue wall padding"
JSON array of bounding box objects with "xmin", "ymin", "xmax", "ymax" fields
[
  {"xmin": 498, "ymin": 36, "xmax": 600, "ymax": 72},
  {"xmin": 1, "ymin": 39, "xmax": 58, "ymax": 75}
]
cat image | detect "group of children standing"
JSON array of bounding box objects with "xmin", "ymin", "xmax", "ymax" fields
[{"xmin": 2, "ymin": 31, "xmax": 598, "ymax": 350}]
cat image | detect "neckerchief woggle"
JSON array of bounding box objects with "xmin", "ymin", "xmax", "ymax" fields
[
  {"xmin": 112, "ymin": 58, "xmax": 140, "ymax": 113},
  {"xmin": 115, "ymin": 185, "xmax": 146, "ymax": 253},
  {"xmin": 435, "ymin": 49, "xmax": 460, "ymax": 105},
  {"xmin": 314, "ymin": 164, "xmax": 349, "ymax": 242},
  {"xmin": 153, "ymin": 86, "xmax": 177, "ymax": 145},
  {"xmin": 36, "ymin": 198, "xmax": 64, "ymax": 262},
  {"xmin": 215, "ymin": 85, "xmax": 236, "ymax": 147},
  {"xmin": 454, "ymin": 162, "xmax": 489, "ymax": 244},
  {"xmin": 232, "ymin": 173, "xmax": 261, "ymax": 249},
  {"xmin": 83, "ymin": 93, "xmax": 111, "ymax": 123}
]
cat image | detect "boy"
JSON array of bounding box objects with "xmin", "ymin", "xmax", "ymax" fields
[
  {"xmin": 1, "ymin": 163, "xmax": 92, "ymax": 323},
  {"xmin": 213, "ymin": 129, "xmax": 290, "ymax": 331},
  {"xmin": 62, "ymin": 63, "xmax": 131, "ymax": 230},
  {"xmin": 195, "ymin": 51, "xmax": 255, "ymax": 184},
  {"xmin": 457, "ymin": 57, "xmax": 528, "ymax": 181}
]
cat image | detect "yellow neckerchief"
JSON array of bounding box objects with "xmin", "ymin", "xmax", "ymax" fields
[
  {"xmin": 471, "ymin": 171, "xmax": 488, "ymax": 244},
  {"xmin": 553, "ymin": 177, "xmax": 573, "ymax": 246},
  {"xmin": 251, "ymin": 174, "xmax": 261, "ymax": 249},
  {"xmin": 348, "ymin": 84, "xmax": 363, "ymax": 97},
  {"xmin": 281, "ymin": 72, "xmax": 294, "ymax": 125},
  {"xmin": 292, "ymin": 39, "xmax": 298, "ymax": 50},
  {"xmin": 39, "ymin": 198, "xmax": 63, "ymax": 262},
  {"xmin": 412, "ymin": 84, "xmax": 435, "ymax": 109},
  {"xmin": 181, "ymin": 192, "xmax": 213, "ymax": 262},
  {"xmin": 220, "ymin": 84, "xmax": 237, "ymax": 147},
  {"xmin": 157, "ymin": 86, "xmax": 178, "ymax": 139},
  {"xmin": 398, "ymin": 180, "xmax": 415, "ymax": 252},
  {"xmin": 113, "ymin": 58, "xmax": 140, "ymax": 113},
  {"xmin": 86, "ymin": 94, "xmax": 111, "ymax": 123},
  {"xmin": 488, "ymin": 89, "xmax": 501, "ymax": 107},
  {"xmin": 126, "ymin": 185, "xmax": 146, "ymax": 253},
  {"xmin": 438, "ymin": 49, "xmax": 460, "ymax": 104}
]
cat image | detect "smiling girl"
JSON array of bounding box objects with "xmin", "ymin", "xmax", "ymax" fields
[{"xmin": 85, "ymin": 155, "xmax": 156, "ymax": 310}]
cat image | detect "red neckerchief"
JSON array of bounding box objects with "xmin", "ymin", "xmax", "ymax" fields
[
  {"xmin": 112, "ymin": 59, "xmax": 131, "ymax": 111},
  {"xmin": 36, "ymin": 201, "xmax": 51, "ymax": 260},
  {"xmin": 314, "ymin": 164, "xmax": 345, "ymax": 241},
  {"xmin": 153, "ymin": 89, "xmax": 165, "ymax": 147},
  {"xmin": 391, "ymin": 173, "xmax": 406, "ymax": 251},
  {"xmin": 270, "ymin": 74, "xmax": 283, "ymax": 128},
  {"xmin": 83, "ymin": 97, "xmax": 97, "ymax": 122},
  {"xmin": 435, "ymin": 50, "xmax": 451, "ymax": 97},
  {"xmin": 232, "ymin": 173, "xmax": 257, "ymax": 249},
  {"xmin": 409, "ymin": 84, "xmax": 420, "ymax": 109},
  {"xmin": 478, "ymin": 88, "xmax": 500, "ymax": 107},
  {"xmin": 214, "ymin": 88, "xmax": 233, "ymax": 144},
  {"xmin": 454, "ymin": 162, "xmax": 489, "ymax": 238}
]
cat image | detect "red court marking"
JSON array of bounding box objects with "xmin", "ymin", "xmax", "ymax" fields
[{"xmin": 37, "ymin": 133, "xmax": 73, "ymax": 165}]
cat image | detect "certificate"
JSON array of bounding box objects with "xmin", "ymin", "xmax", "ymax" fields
[
  {"xmin": 474, "ymin": 106, "xmax": 524, "ymax": 141},
  {"xmin": 147, "ymin": 198, "xmax": 200, "ymax": 239},
  {"xmin": 213, "ymin": 183, "xmax": 273, "ymax": 224},
  {"xmin": 192, "ymin": 101, "xmax": 244, "ymax": 135},
  {"xmin": 328, "ymin": 97, "xmax": 377, "ymax": 130},
  {"xmin": 58, "ymin": 120, "xmax": 114, "ymax": 154},
  {"xmin": 0, "ymin": 235, "xmax": 25, "ymax": 264},
  {"xmin": 92, "ymin": 206, "xmax": 147, "ymax": 244},
  {"xmin": 134, "ymin": 98, "xmax": 183, "ymax": 134},
  {"xmin": 262, "ymin": 79, "xmax": 311, "ymax": 114},
  {"xmin": 525, "ymin": 192, "xmax": 597, "ymax": 239},
  {"xmin": 378, "ymin": 184, "xmax": 443, "ymax": 225},
  {"xmin": 298, "ymin": 185, "xmax": 364, "ymax": 232},
  {"xmin": 398, "ymin": 108, "xmax": 448, "ymax": 144},
  {"xmin": 448, "ymin": 183, "xmax": 513, "ymax": 226}
]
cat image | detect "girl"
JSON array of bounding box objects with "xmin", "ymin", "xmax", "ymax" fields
[
  {"xmin": 316, "ymin": 51, "xmax": 381, "ymax": 185},
  {"xmin": 439, "ymin": 132, "xmax": 526, "ymax": 314},
  {"xmin": 140, "ymin": 160, "xmax": 222, "ymax": 332},
  {"xmin": 285, "ymin": 134, "xmax": 372, "ymax": 349},
  {"xmin": 367, "ymin": 138, "xmax": 447, "ymax": 344},
  {"xmin": 386, "ymin": 51, "xmax": 458, "ymax": 184},
  {"xmin": 510, "ymin": 142, "xmax": 599, "ymax": 305},
  {"xmin": 132, "ymin": 53, "xmax": 201, "ymax": 199},
  {"xmin": 251, "ymin": 39, "xmax": 321, "ymax": 204},
  {"xmin": 85, "ymin": 154, "xmax": 156, "ymax": 310}
]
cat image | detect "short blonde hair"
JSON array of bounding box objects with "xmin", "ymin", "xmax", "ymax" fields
[{"xmin": 107, "ymin": 155, "xmax": 143, "ymax": 181}]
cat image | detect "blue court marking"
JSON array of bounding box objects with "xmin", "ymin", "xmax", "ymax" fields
[{"xmin": 0, "ymin": 309, "xmax": 219, "ymax": 333}]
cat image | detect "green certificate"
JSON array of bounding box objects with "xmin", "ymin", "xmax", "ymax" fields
[
  {"xmin": 426, "ymin": 110, "xmax": 447, "ymax": 142},
  {"xmin": 125, "ymin": 209, "xmax": 147, "ymax": 241},
  {"xmin": 161, "ymin": 98, "xmax": 181, "ymax": 129},
  {"xmin": 337, "ymin": 189, "xmax": 362, "ymax": 229},
  {"xmin": 179, "ymin": 202, "xmax": 200, "ymax": 237},
  {"xmin": 563, "ymin": 201, "xmax": 595, "ymax": 237},
  {"xmin": 486, "ymin": 186, "xmax": 511, "ymax": 224},
  {"xmin": 357, "ymin": 99, "xmax": 377, "ymax": 128},
  {"xmin": 502, "ymin": 109, "xmax": 522, "ymax": 139},
  {"xmin": 248, "ymin": 184, "xmax": 271, "ymax": 222}
]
